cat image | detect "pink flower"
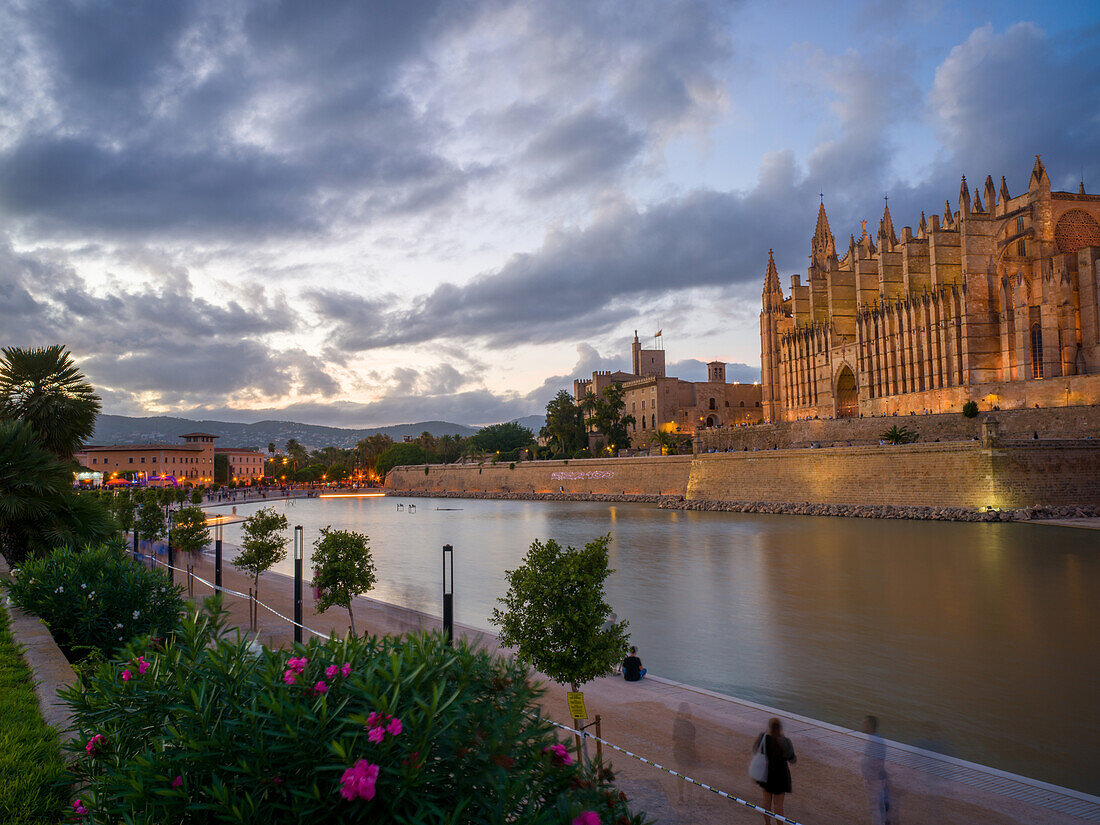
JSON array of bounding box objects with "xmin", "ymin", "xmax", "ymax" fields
[
  {"xmin": 313, "ymin": 680, "xmax": 328, "ymax": 695},
  {"xmin": 386, "ymin": 717, "xmax": 402, "ymax": 737},
  {"xmin": 325, "ymin": 664, "xmax": 339, "ymax": 679},
  {"xmin": 544, "ymin": 743, "xmax": 573, "ymax": 766},
  {"xmin": 121, "ymin": 669, "xmax": 132, "ymax": 682},
  {"xmin": 137, "ymin": 657, "xmax": 150, "ymax": 676},
  {"xmin": 339, "ymin": 760, "xmax": 380, "ymax": 801},
  {"xmin": 367, "ymin": 726, "xmax": 385, "ymax": 744},
  {"xmin": 572, "ymin": 813, "xmax": 600, "ymax": 825},
  {"xmin": 365, "ymin": 711, "xmax": 381, "ymax": 728},
  {"xmin": 72, "ymin": 799, "xmax": 88, "ymax": 815},
  {"xmin": 283, "ymin": 670, "xmax": 297, "ymax": 685},
  {"xmin": 172, "ymin": 775, "xmax": 183, "ymax": 789},
  {"xmin": 85, "ymin": 734, "xmax": 106, "ymax": 756},
  {"xmin": 340, "ymin": 663, "xmax": 351, "ymax": 678},
  {"xmin": 286, "ymin": 656, "xmax": 309, "ymax": 673}
]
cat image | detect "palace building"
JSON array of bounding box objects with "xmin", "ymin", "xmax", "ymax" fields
[
  {"xmin": 760, "ymin": 158, "xmax": 1100, "ymax": 422},
  {"xmin": 574, "ymin": 332, "xmax": 762, "ymax": 440},
  {"xmin": 75, "ymin": 433, "xmax": 265, "ymax": 485}
]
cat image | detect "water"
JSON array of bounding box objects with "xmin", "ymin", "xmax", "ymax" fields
[{"xmin": 214, "ymin": 494, "xmax": 1100, "ymax": 794}]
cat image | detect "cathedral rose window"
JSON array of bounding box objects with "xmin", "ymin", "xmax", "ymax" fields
[{"xmin": 1054, "ymin": 209, "xmax": 1100, "ymax": 254}]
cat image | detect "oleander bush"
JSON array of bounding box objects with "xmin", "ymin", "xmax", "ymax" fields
[
  {"xmin": 63, "ymin": 599, "xmax": 648, "ymax": 825},
  {"xmin": 5, "ymin": 542, "xmax": 184, "ymax": 662}
]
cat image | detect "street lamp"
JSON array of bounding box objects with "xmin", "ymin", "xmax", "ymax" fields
[
  {"xmin": 293, "ymin": 525, "xmax": 304, "ymax": 643},
  {"xmin": 442, "ymin": 544, "xmax": 454, "ymax": 646}
]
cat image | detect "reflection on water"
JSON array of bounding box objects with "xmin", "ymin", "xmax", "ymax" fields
[{"xmin": 216, "ymin": 495, "xmax": 1099, "ymax": 793}]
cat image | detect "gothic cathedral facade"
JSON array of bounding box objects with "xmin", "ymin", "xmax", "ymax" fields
[{"xmin": 760, "ymin": 158, "xmax": 1100, "ymax": 422}]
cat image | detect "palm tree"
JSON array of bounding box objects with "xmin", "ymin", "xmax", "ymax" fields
[
  {"xmin": 0, "ymin": 420, "xmax": 116, "ymax": 562},
  {"xmin": 0, "ymin": 345, "xmax": 101, "ymax": 458}
]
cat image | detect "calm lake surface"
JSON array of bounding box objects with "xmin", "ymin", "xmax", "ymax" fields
[{"xmin": 215, "ymin": 495, "xmax": 1099, "ymax": 794}]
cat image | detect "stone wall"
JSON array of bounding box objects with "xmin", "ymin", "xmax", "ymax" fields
[
  {"xmin": 694, "ymin": 403, "xmax": 1100, "ymax": 453},
  {"xmin": 387, "ymin": 441, "xmax": 1100, "ymax": 511},
  {"xmin": 386, "ymin": 455, "xmax": 693, "ymax": 497}
]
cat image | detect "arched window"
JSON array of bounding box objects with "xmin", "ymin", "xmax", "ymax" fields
[
  {"xmin": 739, "ymin": 401, "xmax": 745, "ymax": 407},
  {"xmin": 1030, "ymin": 324, "xmax": 1043, "ymax": 379},
  {"xmin": 641, "ymin": 416, "xmax": 646, "ymax": 429},
  {"xmin": 708, "ymin": 397, "xmax": 716, "ymax": 410},
  {"xmin": 651, "ymin": 414, "xmax": 656, "ymax": 428}
]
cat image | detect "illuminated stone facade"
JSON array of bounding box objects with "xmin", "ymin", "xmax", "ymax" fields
[{"xmin": 760, "ymin": 158, "xmax": 1100, "ymax": 422}]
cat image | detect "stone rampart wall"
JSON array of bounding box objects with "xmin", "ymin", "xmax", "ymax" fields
[
  {"xmin": 387, "ymin": 442, "xmax": 1100, "ymax": 510},
  {"xmin": 385, "ymin": 455, "xmax": 693, "ymax": 497},
  {"xmin": 695, "ymin": 404, "xmax": 1100, "ymax": 453}
]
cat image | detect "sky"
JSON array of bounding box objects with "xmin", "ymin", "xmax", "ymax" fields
[{"xmin": 1, "ymin": 0, "xmax": 1098, "ymax": 427}]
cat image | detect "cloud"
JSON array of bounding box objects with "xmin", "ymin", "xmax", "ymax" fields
[{"xmin": 668, "ymin": 358, "xmax": 759, "ymax": 383}]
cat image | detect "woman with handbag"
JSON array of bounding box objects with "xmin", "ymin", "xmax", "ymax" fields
[{"xmin": 750, "ymin": 718, "xmax": 797, "ymax": 824}]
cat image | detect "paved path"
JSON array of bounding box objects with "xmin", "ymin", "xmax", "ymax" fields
[{"xmin": 161, "ymin": 549, "xmax": 1097, "ymax": 825}]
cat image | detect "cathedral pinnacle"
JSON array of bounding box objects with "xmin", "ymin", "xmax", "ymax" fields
[
  {"xmin": 810, "ymin": 200, "xmax": 836, "ymax": 271},
  {"xmin": 763, "ymin": 248, "xmax": 782, "ymax": 294}
]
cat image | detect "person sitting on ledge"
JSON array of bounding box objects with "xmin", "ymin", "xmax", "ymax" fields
[{"xmin": 621, "ymin": 646, "xmax": 647, "ymax": 681}]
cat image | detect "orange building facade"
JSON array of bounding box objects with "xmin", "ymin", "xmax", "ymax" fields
[{"xmin": 76, "ymin": 432, "xmax": 219, "ymax": 484}]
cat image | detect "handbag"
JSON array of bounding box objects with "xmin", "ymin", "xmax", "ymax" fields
[{"xmin": 749, "ymin": 733, "xmax": 769, "ymax": 782}]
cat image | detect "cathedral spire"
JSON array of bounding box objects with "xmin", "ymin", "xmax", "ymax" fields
[
  {"xmin": 1000, "ymin": 175, "xmax": 1011, "ymax": 204},
  {"xmin": 984, "ymin": 175, "xmax": 997, "ymax": 211},
  {"xmin": 810, "ymin": 201, "xmax": 836, "ymax": 268},
  {"xmin": 958, "ymin": 176, "xmax": 971, "ymax": 215},
  {"xmin": 918, "ymin": 211, "xmax": 927, "ymax": 235},
  {"xmin": 763, "ymin": 248, "xmax": 782, "ymax": 294},
  {"xmin": 1029, "ymin": 155, "xmax": 1049, "ymax": 191},
  {"xmin": 943, "ymin": 199, "xmax": 953, "ymax": 229},
  {"xmin": 973, "ymin": 187, "xmax": 984, "ymax": 213},
  {"xmin": 878, "ymin": 197, "xmax": 898, "ymax": 247}
]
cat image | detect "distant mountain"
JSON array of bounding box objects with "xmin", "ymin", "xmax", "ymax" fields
[
  {"xmin": 89, "ymin": 415, "xmax": 479, "ymax": 450},
  {"xmin": 512, "ymin": 414, "xmax": 545, "ymax": 433}
]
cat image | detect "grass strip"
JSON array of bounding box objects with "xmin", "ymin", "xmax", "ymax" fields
[{"xmin": 0, "ymin": 603, "xmax": 67, "ymax": 824}]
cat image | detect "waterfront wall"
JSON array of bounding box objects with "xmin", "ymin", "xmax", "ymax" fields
[
  {"xmin": 694, "ymin": 404, "xmax": 1100, "ymax": 453},
  {"xmin": 386, "ymin": 440, "xmax": 1100, "ymax": 510}
]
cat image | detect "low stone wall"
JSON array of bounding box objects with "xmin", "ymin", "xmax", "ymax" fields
[
  {"xmin": 694, "ymin": 405, "xmax": 1100, "ymax": 453},
  {"xmin": 387, "ymin": 440, "xmax": 1100, "ymax": 514},
  {"xmin": 386, "ymin": 454, "xmax": 693, "ymax": 497}
]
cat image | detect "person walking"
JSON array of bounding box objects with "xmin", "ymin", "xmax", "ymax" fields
[
  {"xmin": 753, "ymin": 718, "xmax": 796, "ymax": 824},
  {"xmin": 861, "ymin": 715, "xmax": 891, "ymax": 824}
]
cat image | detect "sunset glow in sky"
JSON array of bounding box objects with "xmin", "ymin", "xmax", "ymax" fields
[{"xmin": 2, "ymin": 0, "xmax": 1098, "ymax": 426}]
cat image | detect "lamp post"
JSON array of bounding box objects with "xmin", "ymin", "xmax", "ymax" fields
[
  {"xmin": 293, "ymin": 525, "xmax": 304, "ymax": 644},
  {"xmin": 214, "ymin": 521, "xmax": 223, "ymax": 592},
  {"xmin": 442, "ymin": 544, "xmax": 454, "ymax": 646}
]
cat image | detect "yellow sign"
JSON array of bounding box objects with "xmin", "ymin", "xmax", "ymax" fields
[{"xmin": 566, "ymin": 691, "xmax": 588, "ymax": 720}]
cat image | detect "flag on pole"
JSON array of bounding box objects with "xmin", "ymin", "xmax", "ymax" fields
[{"xmin": 655, "ymin": 330, "xmax": 662, "ymax": 337}]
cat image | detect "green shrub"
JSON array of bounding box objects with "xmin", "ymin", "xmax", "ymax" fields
[
  {"xmin": 63, "ymin": 600, "xmax": 647, "ymax": 824},
  {"xmin": 881, "ymin": 425, "xmax": 919, "ymax": 445},
  {"xmin": 962, "ymin": 400, "xmax": 979, "ymax": 418},
  {"xmin": 5, "ymin": 542, "xmax": 184, "ymax": 662}
]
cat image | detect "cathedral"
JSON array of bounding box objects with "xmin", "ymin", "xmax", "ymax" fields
[{"xmin": 760, "ymin": 158, "xmax": 1100, "ymax": 422}]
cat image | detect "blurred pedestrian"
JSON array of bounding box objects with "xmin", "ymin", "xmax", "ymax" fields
[
  {"xmin": 672, "ymin": 702, "xmax": 698, "ymax": 802},
  {"xmin": 861, "ymin": 715, "xmax": 891, "ymax": 824},
  {"xmin": 753, "ymin": 717, "xmax": 796, "ymax": 824}
]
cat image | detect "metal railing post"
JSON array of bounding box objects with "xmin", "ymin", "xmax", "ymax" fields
[
  {"xmin": 442, "ymin": 544, "xmax": 454, "ymax": 646},
  {"xmin": 293, "ymin": 525, "xmax": 304, "ymax": 644}
]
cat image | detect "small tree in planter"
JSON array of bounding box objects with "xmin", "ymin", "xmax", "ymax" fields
[
  {"xmin": 135, "ymin": 498, "xmax": 166, "ymax": 550},
  {"xmin": 231, "ymin": 507, "xmax": 289, "ymax": 606},
  {"xmin": 170, "ymin": 506, "xmax": 211, "ymax": 595},
  {"xmin": 491, "ymin": 534, "xmax": 629, "ymax": 745},
  {"xmin": 312, "ymin": 528, "xmax": 376, "ymax": 636}
]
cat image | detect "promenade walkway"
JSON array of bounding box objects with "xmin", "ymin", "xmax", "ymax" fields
[{"xmin": 170, "ymin": 550, "xmax": 1096, "ymax": 825}]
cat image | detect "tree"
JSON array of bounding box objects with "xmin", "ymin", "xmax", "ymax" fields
[
  {"xmin": 491, "ymin": 534, "xmax": 629, "ymax": 696},
  {"xmin": 881, "ymin": 425, "xmax": 919, "ymax": 444},
  {"xmin": 231, "ymin": 507, "xmax": 289, "ymax": 602},
  {"xmin": 170, "ymin": 506, "xmax": 211, "ymax": 559},
  {"xmin": 467, "ymin": 422, "xmax": 535, "ymax": 455},
  {"xmin": 543, "ymin": 390, "xmax": 587, "ymax": 455},
  {"xmin": 190, "ymin": 489, "xmax": 203, "ymax": 505},
  {"xmin": 135, "ymin": 498, "xmax": 166, "ymax": 546},
  {"xmin": 311, "ymin": 527, "xmax": 377, "ymax": 636},
  {"xmin": 582, "ymin": 383, "xmax": 635, "ymax": 452},
  {"xmin": 0, "ymin": 345, "xmax": 101, "ymax": 458},
  {"xmin": 375, "ymin": 443, "xmax": 427, "ymax": 480},
  {"xmin": 285, "ymin": 439, "xmax": 308, "ymax": 471},
  {"xmin": 267, "ymin": 442, "xmax": 276, "ymax": 456}
]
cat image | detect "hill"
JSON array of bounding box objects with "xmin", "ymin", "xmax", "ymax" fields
[{"xmin": 89, "ymin": 415, "xmax": 479, "ymax": 450}]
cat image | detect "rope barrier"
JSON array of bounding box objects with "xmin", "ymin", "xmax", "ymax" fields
[
  {"xmin": 146, "ymin": 555, "xmax": 335, "ymax": 641},
  {"xmin": 540, "ymin": 716, "xmax": 806, "ymax": 825}
]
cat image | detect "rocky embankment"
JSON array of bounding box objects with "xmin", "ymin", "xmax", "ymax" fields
[{"xmin": 387, "ymin": 489, "xmax": 1100, "ymax": 522}]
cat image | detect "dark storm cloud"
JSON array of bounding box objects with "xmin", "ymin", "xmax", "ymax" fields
[
  {"xmin": 523, "ymin": 108, "xmax": 646, "ymax": 198},
  {"xmin": 0, "ymin": 240, "xmax": 339, "ymax": 408}
]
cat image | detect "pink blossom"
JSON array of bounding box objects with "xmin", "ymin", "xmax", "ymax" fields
[
  {"xmin": 283, "ymin": 670, "xmax": 297, "ymax": 685},
  {"xmin": 172, "ymin": 775, "xmax": 183, "ymax": 789},
  {"xmin": 325, "ymin": 664, "xmax": 339, "ymax": 679},
  {"xmin": 313, "ymin": 680, "xmax": 328, "ymax": 695},
  {"xmin": 340, "ymin": 663, "xmax": 351, "ymax": 678},
  {"xmin": 544, "ymin": 743, "xmax": 573, "ymax": 766},
  {"xmin": 286, "ymin": 656, "xmax": 309, "ymax": 673},
  {"xmin": 339, "ymin": 760, "xmax": 380, "ymax": 801},
  {"xmin": 71, "ymin": 799, "xmax": 88, "ymax": 815},
  {"xmin": 572, "ymin": 813, "xmax": 600, "ymax": 825},
  {"xmin": 386, "ymin": 717, "xmax": 403, "ymax": 737},
  {"xmin": 137, "ymin": 657, "xmax": 150, "ymax": 676},
  {"xmin": 365, "ymin": 711, "xmax": 381, "ymax": 728},
  {"xmin": 121, "ymin": 669, "xmax": 132, "ymax": 682},
  {"xmin": 85, "ymin": 734, "xmax": 106, "ymax": 757},
  {"xmin": 367, "ymin": 726, "xmax": 385, "ymax": 744}
]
